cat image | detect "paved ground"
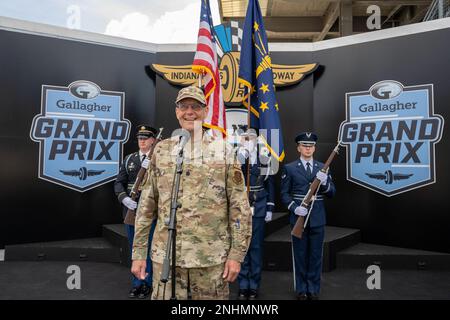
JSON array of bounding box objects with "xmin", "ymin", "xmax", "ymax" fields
[{"xmin": 1, "ymin": 261, "xmax": 449, "ymax": 300}]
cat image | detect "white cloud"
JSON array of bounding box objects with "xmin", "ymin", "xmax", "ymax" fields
[
  {"xmin": 0, "ymin": 0, "xmax": 222, "ymax": 43},
  {"xmin": 104, "ymin": 0, "xmax": 221, "ymax": 44}
]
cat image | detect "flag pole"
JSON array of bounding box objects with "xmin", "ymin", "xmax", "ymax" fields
[
  {"xmin": 198, "ymin": 72, "xmax": 203, "ymax": 88},
  {"xmin": 246, "ymin": 88, "xmax": 251, "ymax": 199}
]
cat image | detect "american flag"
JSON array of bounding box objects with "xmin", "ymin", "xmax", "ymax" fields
[{"xmin": 192, "ymin": 0, "xmax": 226, "ymax": 136}]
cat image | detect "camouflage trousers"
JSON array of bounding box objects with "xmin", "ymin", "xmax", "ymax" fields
[{"xmin": 151, "ymin": 262, "xmax": 230, "ymax": 300}]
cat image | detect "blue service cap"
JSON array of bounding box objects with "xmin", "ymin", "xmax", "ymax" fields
[
  {"xmin": 295, "ymin": 132, "xmax": 318, "ymax": 146},
  {"xmin": 240, "ymin": 126, "xmax": 259, "ymax": 137},
  {"xmin": 136, "ymin": 125, "xmax": 157, "ymax": 138}
]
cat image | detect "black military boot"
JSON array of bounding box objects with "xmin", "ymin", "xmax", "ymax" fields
[
  {"xmin": 248, "ymin": 289, "xmax": 258, "ymax": 300},
  {"xmin": 138, "ymin": 283, "xmax": 151, "ymax": 299},
  {"xmin": 128, "ymin": 286, "xmax": 140, "ymax": 299},
  {"xmin": 238, "ymin": 289, "xmax": 249, "ymax": 300},
  {"xmin": 297, "ymin": 293, "xmax": 308, "ymax": 300},
  {"xmin": 308, "ymin": 293, "xmax": 320, "ymax": 300}
]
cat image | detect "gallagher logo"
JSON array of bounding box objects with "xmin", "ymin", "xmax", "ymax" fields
[
  {"xmin": 30, "ymin": 80, "xmax": 131, "ymax": 192},
  {"xmin": 339, "ymin": 80, "xmax": 444, "ymax": 196}
]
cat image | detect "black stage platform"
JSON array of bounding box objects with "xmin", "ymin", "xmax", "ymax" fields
[
  {"xmin": 3, "ymin": 212, "xmax": 450, "ymax": 299},
  {"xmin": 1, "ymin": 261, "xmax": 450, "ymax": 300},
  {"xmin": 7, "ymin": 215, "xmax": 450, "ymax": 272}
]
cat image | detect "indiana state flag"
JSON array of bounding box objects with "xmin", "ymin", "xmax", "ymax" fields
[{"xmin": 238, "ymin": 0, "xmax": 285, "ymax": 162}]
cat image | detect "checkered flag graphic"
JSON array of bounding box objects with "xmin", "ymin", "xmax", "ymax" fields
[{"xmin": 230, "ymin": 21, "xmax": 243, "ymax": 52}]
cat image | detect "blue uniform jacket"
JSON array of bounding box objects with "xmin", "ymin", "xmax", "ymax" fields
[
  {"xmin": 280, "ymin": 159, "xmax": 335, "ymax": 227},
  {"xmin": 114, "ymin": 152, "xmax": 143, "ymax": 218},
  {"xmin": 239, "ymin": 152, "xmax": 275, "ymax": 218}
]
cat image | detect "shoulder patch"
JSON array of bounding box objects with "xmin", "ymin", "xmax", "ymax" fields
[{"xmin": 232, "ymin": 169, "xmax": 243, "ymax": 185}]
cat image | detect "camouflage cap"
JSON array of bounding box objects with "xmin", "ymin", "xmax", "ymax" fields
[{"xmin": 175, "ymin": 85, "xmax": 206, "ymax": 105}]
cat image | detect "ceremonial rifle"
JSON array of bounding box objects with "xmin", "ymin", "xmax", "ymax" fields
[{"xmin": 291, "ymin": 141, "xmax": 341, "ymax": 238}]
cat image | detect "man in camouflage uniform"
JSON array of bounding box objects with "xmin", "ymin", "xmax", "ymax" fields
[{"xmin": 131, "ymin": 85, "xmax": 252, "ymax": 300}]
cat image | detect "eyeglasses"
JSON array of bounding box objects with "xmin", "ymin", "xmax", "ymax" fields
[{"xmin": 177, "ymin": 102, "xmax": 204, "ymax": 112}]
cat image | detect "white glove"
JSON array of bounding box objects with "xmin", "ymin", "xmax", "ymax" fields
[
  {"xmin": 260, "ymin": 146, "xmax": 270, "ymax": 158},
  {"xmin": 122, "ymin": 197, "xmax": 137, "ymax": 210},
  {"xmin": 238, "ymin": 147, "xmax": 249, "ymax": 160},
  {"xmin": 141, "ymin": 157, "xmax": 150, "ymax": 169},
  {"xmin": 265, "ymin": 211, "xmax": 272, "ymax": 222},
  {"xmin": 295, "ymin": 206, "xmax": 308, "ymax": 217},
  {"xmin": 245, "ymin": 140, "xmax": 256, "ymax": 153},
  {"xmin": 316, "ymin": 171, "xmax": 328, "ymax": 185}
]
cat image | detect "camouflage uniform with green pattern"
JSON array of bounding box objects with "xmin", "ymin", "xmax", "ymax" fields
[{"xmin": 132, "ymin": 132, "xmax": 252, "ymax": 299}]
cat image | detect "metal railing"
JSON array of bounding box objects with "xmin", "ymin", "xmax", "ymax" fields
[{"xmin": 423, "ymin": 0, "xmax": 450, "ymax": 21}]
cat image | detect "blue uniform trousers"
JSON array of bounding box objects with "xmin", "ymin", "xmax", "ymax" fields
[
  {"xmin": 291, "ymin": 222, "xmax": 325, "ymax": 295},
  {"xmin": 126, "ymin": 220, "xmax": 156, "ymax": 288},
  {"xmin": 238, "ymin": 217, "xmax": 265, "ymax": 290}
]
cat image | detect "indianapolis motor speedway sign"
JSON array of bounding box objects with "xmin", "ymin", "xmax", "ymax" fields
[{"xmin": 151, "ymin": 21, "xmax": 317, "ymax": 134}]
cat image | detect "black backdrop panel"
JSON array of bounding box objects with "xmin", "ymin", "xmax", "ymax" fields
[
  {"xmin": 0, "ymin": 30, "xmax": 156, "ymax": 247},
  {"xmin": 154, "ymin": 52, "xmax": 195, "ymax": 134}
]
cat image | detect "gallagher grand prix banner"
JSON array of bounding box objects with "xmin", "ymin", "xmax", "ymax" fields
[
  {"xmin": 339, "ymin": 80, "xmax": 444, "ymax": 197},
  {"xmin": 30, "ymin": 80, "xmax": 131, "ymax": 192}
]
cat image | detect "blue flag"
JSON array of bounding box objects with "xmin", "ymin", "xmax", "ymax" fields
[{"xmin": 238, "ymin": 0, "xmax": 285, "ymax": 162}]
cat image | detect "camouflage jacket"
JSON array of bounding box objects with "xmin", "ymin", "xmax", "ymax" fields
[{"xmin": 132, "ymin": 132, "xmax": 252, "ymax": 268}]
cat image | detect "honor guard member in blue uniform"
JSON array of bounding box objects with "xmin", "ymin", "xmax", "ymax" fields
[
  {"xmin": 237, "ymin": 128, "xmax": 275, "ymax": 300},
  {"xmin": 280, "ymin": 132, "xmax": 335, "ymax": 300},
  {"xmin": 114, "ymin": 125, "xmax": 158, "ymax": 299}
]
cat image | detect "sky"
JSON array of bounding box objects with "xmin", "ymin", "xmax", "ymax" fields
[{"xmin": 0, "ymin": 0, "xmax": 221, "ymax": 43}]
